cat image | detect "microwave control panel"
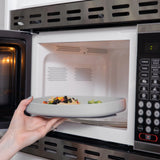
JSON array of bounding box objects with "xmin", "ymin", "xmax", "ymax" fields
[{"xmin": 135, "ymin": 33, "xmax": 160, "ymax": 147}]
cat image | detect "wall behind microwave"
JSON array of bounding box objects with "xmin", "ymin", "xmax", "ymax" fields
[
  {"xmin": 0, "ymin": 0, "xmax": 5, "ymax": 29},
  {"xmin": 9, "ymin": 0, "xmax": 84, "ymax": 9}
]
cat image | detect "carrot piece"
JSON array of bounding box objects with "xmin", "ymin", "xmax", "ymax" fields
[{"xmin": 43, "ymin": 101, "xmax": 48, "ymax": 104}]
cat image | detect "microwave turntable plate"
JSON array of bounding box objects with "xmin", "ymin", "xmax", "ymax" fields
[{"xmin": 25, "ymin": 96, "xmax": 126, "ymax": 118}]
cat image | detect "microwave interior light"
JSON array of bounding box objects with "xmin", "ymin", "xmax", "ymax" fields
[
  {"xmin": 9, "ymin": 47, "xmax": 15, "ymax": 51},
  {"xmin": 56, "ymin": 45, "xmax": 107, "ymax": 54},
  {"xmin": 1, "ymin": 57, "xmax": 12, "ymax": 64}
]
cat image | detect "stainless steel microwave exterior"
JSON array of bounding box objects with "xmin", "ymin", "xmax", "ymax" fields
[
  {"xmin": 10, "ymin": 0, "xmax": 160, "ymax": 31},
  {"xmin": 22, "ymin": 132, "xmax": 160, "ymax": 160}
]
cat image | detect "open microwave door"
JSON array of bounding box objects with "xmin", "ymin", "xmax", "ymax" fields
[{"xmin": 0, "ymin": 30, "xmax": 31, "ymax": 128}]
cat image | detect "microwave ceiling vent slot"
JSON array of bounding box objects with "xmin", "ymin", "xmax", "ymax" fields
[
  {"xmin": 11, "ymin": 0, "xmax": 160, "ymax": 31},
  {"xmin": 87, "ymin": 48, "xmax": 107, "ymax": 54},
  {"xmin": 56, "ymin": 46, "xmax": 81, "ymax": 53}
]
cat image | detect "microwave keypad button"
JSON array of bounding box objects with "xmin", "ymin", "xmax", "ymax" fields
[
  {"xmin": 154, "ymin": 102, "xmax": 160, "ymax": 109},
  {"xmin": 138, "ymin": 109, "xmax": 144, "ymax": 116},
  {"xmin": 140, "ymin": 73, "xmax": 149, "ymax": 78},
  {"xmin": 146, "ymin": 118, "xmax": 152, "ymax": 125},
  {"xmin": 138, "ymin": 101, "xmax": 144, "ymax": 108},
  {"xmin": 141, "ymin": 93, "xmax": 146, "ymax": 98},
  {"xmin": 140, "ymin": 79, "xmax": 148, "ymax": 84},
  {"xmin": 151, "ymin": 87, "xmax": 159, "ymax": 93},
  {"xmin": 139, "ymin": 93, "xmax": 148, "ymax": 100},
  {"xmin": 146, "ymin": 101, "xmax": 152, "ymax": 108},
  {"xmin": 138, "ymin": 117, "xmax": 144, "ymax": 124},
  {"xmin": 153, "ymin": 127, "xmax": 159, "ymax": 134},
  {"xmin": 139, "ymin": 133, "xmax": 158, "ymax": 142},
  {"xmin": 154, "ymin": 119, "xmax": 160, "ymax": 126},
  {"xmin": 152, "ymin": 79, "xmax": 158, "ymax": 84},
  {"xmin": 151, "ymin": 94, "xmax": 159, "ymax": 100},
  {"xmin": 137, "ymin": 125, "xmax": 144, "ymax": 132},
  {"xmin": 154, "ymin": 111, "xmax": 160, "ymax": 118},
  {"xmin": 140, "ymin": 66, "xmax": 149, "ymax": 71},
  {"xmin": 140, "ymin": 59, "xmax": 150, "ymax": 65},
  {"xmin": 140, "ymin": 86, "xmax": 148, "ymax": 92},
  {"xmin": 145, "ymin": 134, "xmax": 151, "ymax": 140},
  {"xmin": 145, "ymin": 126, "xmax": 151, "ymax": 133},
  {"xmin": 142, "ymin": 93, "xmax": 146, "ymax": 98},
  {"xmin": 146, "ymin": 110, "xmax": 152, "ymax": 117},
  {"xmin": 139, "ymin": 86, "xmax": 148, "ymax": 92}
]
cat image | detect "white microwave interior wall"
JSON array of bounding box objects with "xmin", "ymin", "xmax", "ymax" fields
[{"xmin": 40, "ymin": 40, "xmax": 129, "ymax": 126}]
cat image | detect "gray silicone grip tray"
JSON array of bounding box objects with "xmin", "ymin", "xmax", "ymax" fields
[{"xmin": 25, "ymin": 96, "xmax": 126, "ymax": 118}]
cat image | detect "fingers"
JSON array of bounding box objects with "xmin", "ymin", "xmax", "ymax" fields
[
  {"xmin": 38, "ymin": 118, "xmax": 66, "ymax": 138},
  {"xmin": 48, "ymin": 118, "xmax": 66, "ymax": 132},
  {"xmin": 16, "ymin": 97, "xmax": 33, "ymax": 113},
  {"xmin": 46, "ymin": 118, "xmax": 66, "ymax": 132}
]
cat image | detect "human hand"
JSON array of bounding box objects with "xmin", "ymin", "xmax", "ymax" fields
[{"xmin": 0, "ymin": 97, "xmax": 65, "ymax": 160}]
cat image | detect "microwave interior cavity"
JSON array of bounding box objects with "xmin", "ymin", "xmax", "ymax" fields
[{"xmin": 39, "ymin": 40, "xmax": 129, "ymax": 128}]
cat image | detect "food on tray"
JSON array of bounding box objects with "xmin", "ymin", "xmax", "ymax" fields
[
  {"xmin": 88, "ymin": 99, "xmax": 102, "ymax": 104},
  {"xmin": 43, "ymin": 96, "xmax": 80, "ymax": 105}
]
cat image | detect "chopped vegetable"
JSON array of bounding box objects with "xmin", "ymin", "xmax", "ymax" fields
[
  {"xmin": 43, "ymin": 96, "xmax": 80, "ymax": 105},
  {"xmin": 88, "ymin": 99, "xmax": 102, "ymax": 104}
]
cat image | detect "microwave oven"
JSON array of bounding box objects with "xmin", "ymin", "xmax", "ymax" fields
[
  {"xmin": 30, "ymin": 23, "xmax": 160, "ymax": 156},
  {"xmin": 1, "ymin": 0, "xmax": 160, "ymax": 159},
  {"xmin": 1, "ymin": 23, "xmax": 159, "ymax": 156}
]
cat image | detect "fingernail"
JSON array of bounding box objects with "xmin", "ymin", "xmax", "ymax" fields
[{"xmin": 27, "ymin": 96, "xmax": 33, "ymax": 100}]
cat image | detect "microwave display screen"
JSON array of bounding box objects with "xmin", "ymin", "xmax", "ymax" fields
[{"xmin": 144, "ymin": 42, "xmax": 160, "ymax": 54}]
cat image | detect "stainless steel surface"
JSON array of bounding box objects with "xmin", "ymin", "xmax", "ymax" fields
[
  {"xmin": 138, "ymin": 22, "xmax": 160, "ymax": 33},
  {"xmin": 134, "ymin": 141, "xmax": 160, "ymax": 155},
  {"xmin": 22, "ymin": 134, "xmax": 160, "ymax": 160},
  {"xmin": 11, "ymin": 0, "xmax": 160, "ymax": 31}
]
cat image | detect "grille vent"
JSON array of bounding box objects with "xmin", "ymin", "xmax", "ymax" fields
[
  {"xmin": 67, "ymin": 9, "xmax": 81, "ymax": 21},
  {"xmin": 139, "ymin": 1, "xmax": 158, "ymax": 15},
  {"xmin": 112, "ymin": 3, "xmax": 130, "ymax": 17},
  {"xmin": 11, "ymin": 0, "xmax": 160, "ymax": 31},
  {"xmin": 22, "ymin": 133, "xmax": 160, "ymax": 160},
  {"xmin": 88, "ymin": 6, "xmax": 104, "ymax": 20}
]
